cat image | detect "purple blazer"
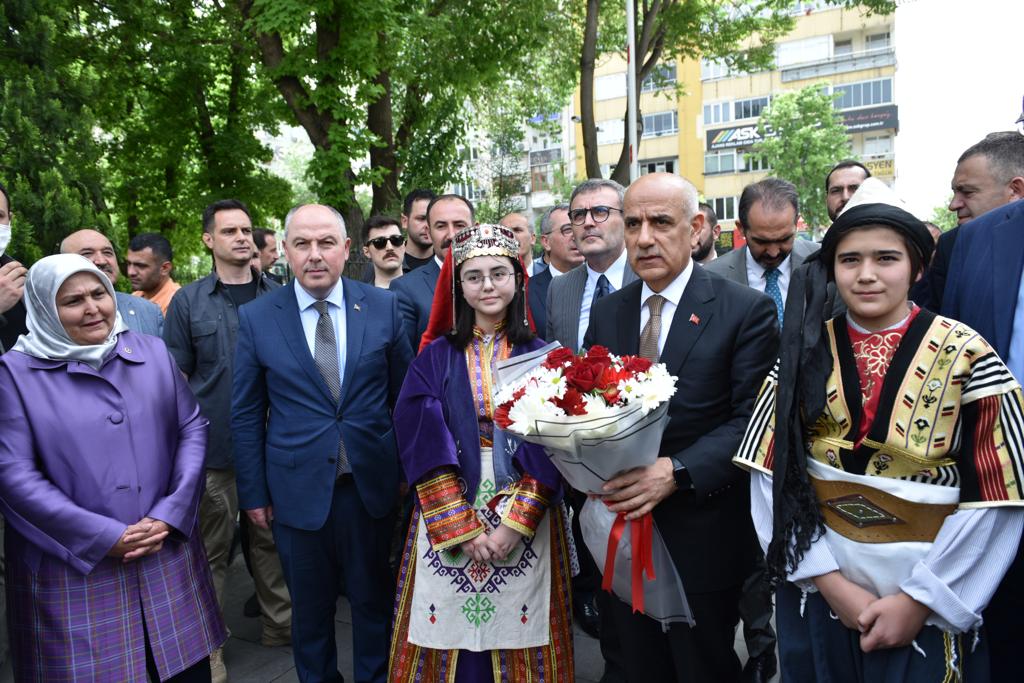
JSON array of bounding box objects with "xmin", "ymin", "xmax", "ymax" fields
[{"xmin": 0, "ymin": 331, "xmax": 226, "ymax": 681}]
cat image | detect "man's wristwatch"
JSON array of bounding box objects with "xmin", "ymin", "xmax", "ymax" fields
[{"xmin": 669, "ymin": 457, "xmax": 693, "ymax": 491}]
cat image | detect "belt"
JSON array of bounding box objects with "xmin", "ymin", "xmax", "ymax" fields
[{"xmin": 811, "ymin": 477, "xmax": 956, "ymax": 544}]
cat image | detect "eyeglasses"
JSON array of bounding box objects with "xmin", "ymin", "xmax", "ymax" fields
[
  {"xmin": 568, "ymin": 205, "xmax": 624, "ymax": 225},
  {"xmin": 365, "ymin": 235, "xmax": 406, "ymax": 249},
  {"xmin": 461, "ymin": 269, "xmax": 513, "ymax": 288}
]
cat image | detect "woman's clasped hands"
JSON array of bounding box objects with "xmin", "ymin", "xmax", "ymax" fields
[
  {"xmin": 460, "ymin": 524, "xmax": 524, "ymax": 564},
  {"xmin": 108, "ymin": 517, "xmax": 171, "ymax": 562}
]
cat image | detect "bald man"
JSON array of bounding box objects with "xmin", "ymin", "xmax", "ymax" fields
[
  {"xmin": 583, "ymin": 173, "xmax": 778, "ymax": 683},
  {"xmin": 60, "ymin": 229, "xmax": 163, "ymax": 336}
]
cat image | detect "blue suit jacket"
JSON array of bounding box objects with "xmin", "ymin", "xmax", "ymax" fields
[
  {"xmin": 389, "ymin": 258, "xmax": 441, "ymax": 352},
  {"xmin": 527, "ymin": 266, "xmax": 553, "ymax": 339},
  {"xmin": 231, "ymin": 279, "xmax": 413, "ymax": 528},
  {"xmin": 115, "ymin": 292, "xmax": 163, "ymax": 337},
  {"xmin": 941, "ymin": 199, "xmax": 1024, "ymax": 357}
]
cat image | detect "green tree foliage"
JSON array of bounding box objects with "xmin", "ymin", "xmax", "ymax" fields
[
  {"xmin": 930, "ymin": 200, "xmax": 958, "ymax": 232},
  {"xmin": 753, "ymin": 83, "xmax": 852, "ymax": 231}
]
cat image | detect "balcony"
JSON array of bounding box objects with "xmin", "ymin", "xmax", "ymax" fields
[{"xmin": 781, "ymin": 46, "xmax": 895, "ymax": 83}]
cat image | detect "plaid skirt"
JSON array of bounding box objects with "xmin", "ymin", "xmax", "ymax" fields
[{"xmin": 6, "ymin": 523, "xmax": 226, "ymax": 682}]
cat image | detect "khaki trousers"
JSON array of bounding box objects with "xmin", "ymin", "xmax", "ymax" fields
[
  {"xmin": 248, "ymin": 520, "xmax": 292, "ymax": 638},
  {"xmin": 199, "ymin": 468, "xmax": 238, "ymax": 612}
]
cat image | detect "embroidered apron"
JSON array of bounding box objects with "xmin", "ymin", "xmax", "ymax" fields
[{"xmin": 408, "ymin": 447, "xmax": 552, "ymax": 651}]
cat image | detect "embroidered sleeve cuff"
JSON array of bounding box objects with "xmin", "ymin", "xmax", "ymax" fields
[
  {"xmin": 416, "ymin": 467, "xmax": 483, "ymax": 552},
  {"xmin": 495, "ymin": 474, "xmax": 554, "ymax": 538}
]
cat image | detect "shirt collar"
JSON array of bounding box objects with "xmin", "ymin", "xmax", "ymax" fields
[
  {"xmin": 548, "ymin": 262, "xmax": 566, "ymax": 277},
  {"xmin": 294, "ymin": 277, "xmax": 345, "ymax": 312},
  {"xmin": 434, "ymin": 255, "xmax": 445, "ymax": 269},
  {"xmin": 745, "ymin": 248, "xmax": 792, "ymax": 279},
  {"xmin": 203, "ymin": 266, "xmax": 264, "ymax": 295},
  {"xmin": 586, "ymin": 249, "xmax": 628, "ymax": 287},
  {"xmin": 640, "ymin": 258, "xmax": 693, "ymax": 309}
]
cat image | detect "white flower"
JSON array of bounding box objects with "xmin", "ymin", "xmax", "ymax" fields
[
  {"xmin": 507, "ymin": 392, "xmax": 564, "ymax": 435},
  {"xmin": 637, "ymin": 369, "xmax": 678, "ymax": 413}
]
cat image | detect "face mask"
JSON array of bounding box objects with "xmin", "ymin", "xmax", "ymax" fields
[{"xmin": 0, "ymin": 224, "xmax": 10, "ymax": 257}]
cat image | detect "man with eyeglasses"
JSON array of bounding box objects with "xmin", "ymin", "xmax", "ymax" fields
[
  {"xmin": 528, "ymin": 204, "xmax": 583, "ymax": 343},
  {"xmin": 360, "ymin": 215, "xmax": 407, "ymax": 289},
  {"xmin": 545, "ymin": 179, "xmax": 638, "ymax": 352}
]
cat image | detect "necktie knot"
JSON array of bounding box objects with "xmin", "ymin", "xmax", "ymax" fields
[
  {"xmin": 646, "ymin": 294, "xmax": 665, "ymax": 317},
  {"xmin": 765, "ymin": 268, "xmax": 780, "ymax": 284},
  {"xmin": 313, "ymin": 300, "xmax": 330, "ymax": 317}
]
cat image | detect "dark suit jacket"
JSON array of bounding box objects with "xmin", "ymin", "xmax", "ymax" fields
[
  {"xmin": 231, "ymin": 279, "xmax": 413, "ymax": 529},
  {"xmin": 941, "ymin": 200, "xmax": 1024, "ymax": 356},
  {"xmin": 704, "ymin": 238, "xmax": 819, "ymax": 285},
  {"xmin": 910, "ymin": 226, "xmax": 959, "ymax": 312},
  {"xmin": 0, "ymin": 253, "xmax": 27, "ymax": 353},
  {"xmin": 527, "ymin": 267, "xmax": 553, "ymax": 338},
  {"xmin": 583, "ymin": 267, "xmax": 779, "ymax": 593},
  {"xmin": 545, "ymin": 260, "xmax": 639, "ymax": 351},
  {"xmin": 389, "ymin": 258, "xmax": 441, "ymax": 352}
]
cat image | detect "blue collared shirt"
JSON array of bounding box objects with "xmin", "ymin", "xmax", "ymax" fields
[{"xmin": 294, "ymin": 279, "xmax": 347, "ymax": 390}]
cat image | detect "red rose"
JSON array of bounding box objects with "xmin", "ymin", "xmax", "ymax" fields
[
  {"xmin": 565, "ymin": 356, "xmax": 610, "ymax": 393},
  {"xmin": 555, "ymin": 387, "xmax": 587, "ymax": 415},
  {"xmin": 596, "ymin": 365, "xmax": 627, "ymax": 391},
  {"xmin": 623, "ymin": 356, "xmax": 653, "ymax": 374},
  {"xmin": 494, "ymin": 401, "xmax": 514, "ymax": 429},
  {"xmin": 587, "ymin": 345, "xmax": 611, "ymax": 360},
  {"xmin": 543, "ymin": 347, "xmax": 576, "ymax": 369}
]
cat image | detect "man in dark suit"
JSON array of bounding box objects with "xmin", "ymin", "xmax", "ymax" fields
[
  {"xmin": 232, "ymin": 204, "xmax": 413, "ymax": 683},
  {"xmin": 912, "ymin": 131, "xmax": 1024, "ymax": 311},
  {"xmin": 547, "ymin": 179, "xmax": 638, "ymax": 351},
  {"xmin": 528, "ymin": 204, "xmax": 582, "ymax": 337},
  {"xmin": 389, "ymin": 194, "xmax": 472, "ymax": 352},
  {"xmin": 941, "ymin": 196, "xmax": 1024, "ymax": 681},
  {"xmin": 707, "ymin": 177, "xmax": 818, "ymax": 328},
  {"xmin": 585, "ymin": 173, "xmax": 778, "ymax": 682},
  {"xmin": 0, "ymin": 182, "xmax": 26, "ymax": 355}
]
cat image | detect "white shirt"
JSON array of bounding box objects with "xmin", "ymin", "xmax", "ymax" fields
[
  {"xmin": 639, "ymin": 260, "xmax": 694, "ymax": 357},
  {"xmin": 745, "ymin": 249, "xmax": 793, "ymax": 309},
  {"xmin": 548, "ymin": 263, "xmax": 567, "ymax": 277},
  {"xmin": 577, "ymin": 250, "xmax": 629, "ymax": 350},
  {"xmin": 434, "ymin": 255, "xmax": 444, "ymax": 269},
  {"xmin": 294, "ymin": 279, "xmax": 347, "ymax": 388}
]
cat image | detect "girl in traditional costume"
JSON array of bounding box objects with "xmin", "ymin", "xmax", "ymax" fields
[
  {"xmin": 734, "ymin": 179, "xmax": 1024, "ymax": 681},
  {"xmin": 389, "ymin": 224, "xmax": 574, "ymax": 682}
]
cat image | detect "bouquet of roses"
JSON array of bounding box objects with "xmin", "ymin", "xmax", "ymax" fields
[{"xmin": 493, "ymin": 344, "xmax": 692, "ymax": 628}]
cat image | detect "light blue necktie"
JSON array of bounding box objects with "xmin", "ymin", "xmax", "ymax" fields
[{"xmin": 764, "ymin": 268, "xmax": 784, "ymax": 327}]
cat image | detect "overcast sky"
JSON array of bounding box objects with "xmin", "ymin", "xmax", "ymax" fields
[{"xmin": 894, "ymin": 0, "xmax": 1024, "ymax": 217}]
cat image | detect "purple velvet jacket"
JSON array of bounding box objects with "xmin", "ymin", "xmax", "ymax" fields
[
  {"xmin": 0, "ymin": 331, "xmax": 225, "ymax": 680},
  {"xmin": 394, "ymin": 334, "xmax": 562, "ymax": 499}
]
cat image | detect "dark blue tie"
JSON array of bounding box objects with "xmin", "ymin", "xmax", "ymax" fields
[{"xmin": 592, "ymin": 274, "xmax": 610, "ymax": 308}]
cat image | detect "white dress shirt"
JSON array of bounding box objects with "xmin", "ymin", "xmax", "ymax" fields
[
  {"xmin": 745, "ymin": 249, "xmax": 793, "ymax": 309},
  {"xmin": 294, "ymin": 279, "xmax": 347, "ymax": 389},
  {"xmin": 639, "ymin": 260, "xmax": 694, "ymax": 357},
  {"xmin": 578, "ymin": 249, "xmax": 629, "ymax": 349}
]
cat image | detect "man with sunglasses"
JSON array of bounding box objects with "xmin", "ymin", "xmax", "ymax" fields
[
  {"xmin": 545, "ymin": 178, "xmax": 638, "ymax": 352},
  {"xmin": 361, "ymin": 215, "xmax": 407, "ymax": 289}
]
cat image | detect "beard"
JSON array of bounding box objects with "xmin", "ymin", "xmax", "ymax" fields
[{"xmin": 692, "ymin": 234, "xmax": 715, "ymax": 262}]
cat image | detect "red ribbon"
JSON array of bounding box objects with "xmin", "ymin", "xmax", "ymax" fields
[{"xmin": 602, "ymin": 509, "xmax": 657, "ymax": 614}]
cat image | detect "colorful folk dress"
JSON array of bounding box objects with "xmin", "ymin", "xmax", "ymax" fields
[
  {"xmin": 390, "ymin": 331, "xmax": 574, "ymax": 683},
  {"xmin": 734, "ymin": 308, "xmax": 1024, "ymax": 681}
]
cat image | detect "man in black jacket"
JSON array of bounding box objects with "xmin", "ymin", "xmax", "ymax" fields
[{"xmin": 0, "ymin": 182, "xmax": 27, "ymax": 355}]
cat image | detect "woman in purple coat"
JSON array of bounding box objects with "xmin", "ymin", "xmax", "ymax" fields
[
  {"xmin": 388, "ymin": 225, "xmax": 574, "ymax": 683},
  {"xmin": 0, "ymin": 254, "xmax": 226, "ymax": 681}
]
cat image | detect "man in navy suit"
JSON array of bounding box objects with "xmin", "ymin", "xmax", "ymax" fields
[
  {"xmin": 527, "ymin": 203, "xmax": 582, "ymax": 337},
  {"xmin": 232, "ymin": 204, "xmax": 413, "ymax": 683},
  {"xmin": 389, "ymin": 194, "xmax": 473, "ymax": 352}
]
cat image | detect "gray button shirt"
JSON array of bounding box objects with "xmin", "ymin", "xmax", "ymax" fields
[{"xmin": 163, "ymin": 268, "xmax": 278, "ymax": 469}]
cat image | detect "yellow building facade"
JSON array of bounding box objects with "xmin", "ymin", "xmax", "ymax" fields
[{"xmin": 573, "ymin": 2, "xmax": 896, "ymax": 239}]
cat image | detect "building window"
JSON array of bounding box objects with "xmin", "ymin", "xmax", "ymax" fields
[
  {"xmin": 703, "ymin": 101, "xmax": 732, "ymax": 126},
  {"xmin": 700, "ymin": 58, "xmax": 732, "ymax": 81},
  {"xmin": 709, "ymin": 196, "xmax": 737, "ymax": 221},
  {"xmin": 596, "ymin": 118, "xmax": 625, "ymax": 145},
  {"xmin": 734, "ymin": 96, "xmax": 770, "ymax": 120},
  {"xmin": 595, "ymin": 72, "xmax": 627, "ymax": 101},
  {"xmin": 865, "ymin": 32, "xmax": 891, "ymax": 52},
  {"xmin": 833, "ymin": 38, "xmax": 853, "ymax": 57},
  {"xmin": 452, "ymin": 181, "xmax": 485, "ymax": 202},
  {"xmin": 641, "ymin": 63, "xmax": 677, "ymax": 92},
  {"xmin": 833, "ymin": 78, "xmax": 892, "ymax": 110},
  {"xmin": 863, "ymin": 134, "xmax": 892, "ymax": 158},
  {"xmin": 741, "ymin": 152, "xmax": 770, "ymax": 172},
  {"xmin": 640, "ymin": 158, "xmax": 677, "ymax": 175},
  {"xmin": 530, "ymin": 164, "xmax": 557, "ymax": 192},
  {"xmin": 704, "ymin": 150, "xmax": 736, "ymax": 175},
  {"xmin": 642, "ymin": 111, "xmax": 678, "ymax": 137},
  {"xmin": 776, "ymin": 35, "xmax": 831, "ymax": 68}
]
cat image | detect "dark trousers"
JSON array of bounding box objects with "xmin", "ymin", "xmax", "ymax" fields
[
  {"xmin": 738, "ymin": 553, "xmax": 776, "ymax": 660},
  {"xmin": 982, "ymin": 538, "xmax": 1023, "ymax": 680},
  {"xmin": 776, "ymin": 581, "xmax": 988, "ymax": 682},
  {"xmin": 608, "ymin": 586, "xmax": 743, "ymax": 683},
  {"xmin": 273, "ymin": 477, "xmax": 396, "ymax": 683}
]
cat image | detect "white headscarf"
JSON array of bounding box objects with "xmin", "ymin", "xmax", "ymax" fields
[{"xmin": 13, "ymin": 254, "xmax": 128, "ymax": 368}]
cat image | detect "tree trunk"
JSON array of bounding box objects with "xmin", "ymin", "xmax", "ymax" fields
[
  {"xmin": 367, "ymin": 34, "xmax": 399, "ymax": 215},
  {"xmin": 579, "ymin": 0, "xmax": 601, "ymax": 179}
]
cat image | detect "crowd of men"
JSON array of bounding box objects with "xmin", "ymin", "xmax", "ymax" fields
[{"xmin": 0, "ymin": 124, "xmax": 1022, "ymax": 683}]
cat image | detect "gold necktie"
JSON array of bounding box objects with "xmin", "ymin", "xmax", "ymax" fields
[{"xmin": 639, "ymin": 295, "xmax": 665, "ymax": 361}]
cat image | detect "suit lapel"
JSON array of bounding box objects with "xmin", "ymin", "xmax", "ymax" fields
[
  {"xmin": 274, "ymin": 289, "xmax": 337, "ymax": 406},
  {"xmin": 616, "ymin": 284, "xmax": 642, "ymax": 355},
  {"xmin": 339, "ymin": 280, "xmax": 367, "ymax": 407},
  {"xmin": 992, "ymin": 210, "xmax": 1023, "ymax": 351},
  {"xmin": 564, "ymin": 266, "xmax": 586, "ymax": 350},
  {"xmin": 658, "ymin": 267, "xmax": 715, "ymax": 376}
]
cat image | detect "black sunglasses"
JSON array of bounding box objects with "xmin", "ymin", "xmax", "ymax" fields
[{"xmin": 365, "ymin": 235, "xmax": 406, "ymax": 249}]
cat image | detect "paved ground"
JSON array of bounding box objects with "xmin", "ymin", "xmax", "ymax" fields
[{"xmin": 0, "ymin": 552, "xmax": 778, "ymax": 682}]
